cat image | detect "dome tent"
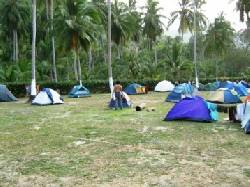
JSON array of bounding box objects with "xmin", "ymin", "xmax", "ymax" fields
[
  {"xmin": 166, "ymin": 83, "xmax": 194, "ymax": 103},
  {"xmin": 68, "ymin": 85, "xmax": 90, "ymax": 98},
  {"xmin": 154, "ymin": 80, "xmax": 175, "ymax": 92},
  {"xmin": 124, "ymin": 83, "xmax": 146, "ymax": 95},
  {"xmin": 32, "ymin": 88, "xmax": 64, "ymax": 105},
  {"xmin": 208, "ymin": 88, "xmax": 241, "ymax": 104},
  {"xmin": 165, "ymin": 96, "xmax": 218, "ymax": 122},
  {"xmin": 218, "ymin": 81, "xmax": 248, "ymax": 96},
  {"xmin": 109, "ymin": 91, "xmax": 132, "ymax": 108},
  {"xmin": 240, "ymin": 80, "xmax": 250, "ymax": 88},
  {"xmin": 0, "ymin": 84, "xmax": 17, "ymax": 102}
]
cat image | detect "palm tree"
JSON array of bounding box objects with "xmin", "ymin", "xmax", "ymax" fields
[
  {"xmin": 169, "ymin": 0, "xmax": 207, "ymax": 86},
  {"xmin": 108, "ymin": 0, "xmax": 113, "ymax": 94},
  {"xmin": 37, "ymin": 0, "xmax": 57, "ymax": 82},
  {"xmin": 111, "ymin": 0, "xmax": 137, "ymax": 58},
  {"xmin": 236, "ymin": 0, "xmax": 250, "ymax": 22},
  {"xmin": 49, "ymin": 0, "xmax": 57, "ymax": 82},
  {"xmin": 168, "ymin": 0, "xmax": 207, "ymax": 39},
  {"xmin": 31, "ymin": 0, "xmax": 37, "ymax": 98},
  {"xmin": 143, "ymin": 0, "xmax": 164, "ymax": 64},
  {"xmin": 57, "ymin": 0, "xmax": 101, "ymax": 85},
  {"xmin": 0, "ymin": 0, "xmax": 30, "ymax": 62},
  {"xmin": 205, "ymin": 14, "xmax": 235, "ymax": 78}
]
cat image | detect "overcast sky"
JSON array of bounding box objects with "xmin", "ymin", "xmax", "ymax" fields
[{"xmin": 121, "ymin": 0, "xmax": 246, "ymax": 38}]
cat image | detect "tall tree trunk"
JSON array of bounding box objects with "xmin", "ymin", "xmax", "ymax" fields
[
  {"xmin": 77, "ymin": 49, "xmax": 82, "ymax": 86},
  {"xmin": 108, "ymin": 0, "xmax": 113, "ymax": 96},
  {"xmin": 117, "ymin": 45, "xmax": 121, "ymax": 59},
  {"xmin": 67, "ymin": 57, "xmax": 70, "ymax": 81},
  {"xmin": 73, "ymin": 50, "xmax": 78, "ymax": 81},
  {"xmin": 154, "ymin": 42, "xmax": 157, "ymax": 64},
  {"xmin": 50, "ymin": 0, "xmax": 57, "ymax": 82},
  {"xmin": 12, "ymin": 30, "xmax": 16, "ymax": 61},
  {"xmin": 88, "ymin": 47, "xmax": 93, "ymax": 73},
  {"xmin": 15, "ymin": 30, "xmax": 19, "ymax": 62},
  {"xmin": 31, "ymin": 0, "xmax": 37, "ymax": 98},
  {"xmin": 46, "ymin": 0, "xmax": 49, "ymax": 20}
]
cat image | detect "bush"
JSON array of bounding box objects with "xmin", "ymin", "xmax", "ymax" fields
[{"xmin": 4, "ymin": 77, "xmax": 249, "ymax": 98}]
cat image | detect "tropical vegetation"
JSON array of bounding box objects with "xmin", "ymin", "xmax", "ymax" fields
[{"xmin": 0, "ymin": 0, "xmax": 250, "ymax": 85}]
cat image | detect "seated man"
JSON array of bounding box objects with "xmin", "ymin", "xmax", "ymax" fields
[{"xmin": 113, "ymin": 81, "xmax": 123, "ymax": 110}]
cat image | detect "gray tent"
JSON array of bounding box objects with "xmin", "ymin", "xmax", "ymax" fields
[{"xmin": 0, "ymin": 84, "xmax": 17, "ymax": 102}]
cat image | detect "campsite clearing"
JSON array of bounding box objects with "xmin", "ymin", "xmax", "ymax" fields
[{"xmin": 0, "ymin": 92, "xmax": 250, "ymax": 186}]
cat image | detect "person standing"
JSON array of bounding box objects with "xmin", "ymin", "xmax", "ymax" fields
[{"xmin": 113, "ymin": 81, "xmax": 123, "ymax": 110}]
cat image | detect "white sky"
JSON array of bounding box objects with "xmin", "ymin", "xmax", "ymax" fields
[{"xmin": 121, "ymin": 0, "xmax": 246, "ymax": 38}]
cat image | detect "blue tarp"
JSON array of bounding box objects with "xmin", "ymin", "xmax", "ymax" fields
[
  {"xmin": 68, "ymin": 85, "xmax": 90, "ymax": 98},
  {"xmin": 166, "ymin": 83, "xmax": 194, "ymax": 102},
  {"xmin": 165, "ymin": 96, "xmax": 218, "ymax": 122}
]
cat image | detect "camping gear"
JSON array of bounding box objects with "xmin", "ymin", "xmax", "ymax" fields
[
  {"xmin": 154, "ymin": 80, "xmax": 175, "ymax": 92},
  {"xmin": 0, "ymin": 84, "xmax": 17, "ymax": 102},
  {"xmin": 166, "ymin": 83, "xmax": 194, "ymax": 102},
  {"xmin": 236, "ymin": 101, "xmax": 250, "ymax": 134},
  {"xmin": 136, "ymin": 103, "xmax": 146, "ymax": 111},
  {"xmin": 208, "ymin": 88, "xmax": 241, "ymax": 104},
  {"xmin": 124, "ymin": 83, "xmax": 146, "ymax": 95},
  {"xmin": 32, "ymin": 88, "xmax": 64, "ymax": 105},
  {"xmin": 165, "ymin": 96, "xmax": 218, "ymax": 122},
  {"xmin": 109, "ymin": 91, "xmax": 132, "ymax": 108},
  {"xmin": 68, "ymin": 85, "xmax": 90, "ymax": 98}
]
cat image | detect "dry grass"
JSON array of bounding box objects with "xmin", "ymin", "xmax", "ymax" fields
[{"xmin": 0, "ymin": 92, "xmax": 250, "ymax": 186}]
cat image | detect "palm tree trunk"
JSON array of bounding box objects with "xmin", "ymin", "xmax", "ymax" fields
[
  {"xmin": 12, "ymin": 30, "xmax": 16, "ymax": 61},
  {"xmin": 50, "ymin": 0, "xmax": 57, "ymax": 82},
  {"xmin": 108, "ymin": 0, "xmax": 113, "ymax": 96},
  {"xmin": 154, "ymin": 42, "xmax": 157, "ymax": 64},
  {"xmin": 45, "ymin": 0, "xmax": 49, "ymax": 20},
  {"xmin": 73, "ymin": 50, "xmax": 78, "ymax": 81},
  {"xmin": 77, "ymin": 49, "xmax": 82, "ymax": 86},
  {"xmin": 88, "ymin": 47, "xmax": 93, "ymax": 73},
  {"xmin": 117, "ymin": 45, "xmax": 121, "ymax": 59},
  {"xmin": 31, "ymin": 0, "xmax": 37, "ymax": 98},
  {"xmin": 15, "ymin": 30, "xmax": 19, "ymax": 62}
]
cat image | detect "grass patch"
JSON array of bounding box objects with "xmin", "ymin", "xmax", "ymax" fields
[{"xmin": 0, "ymin": 92, "xmax": 249, "ymax": 186}]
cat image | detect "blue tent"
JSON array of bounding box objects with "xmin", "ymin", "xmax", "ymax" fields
[
  {"xmin": 124, "ymin": 83, "xmax": 146, "ymax": 95},
  {"xmin": 166, "ymin": 83, "xmax": 194, "ymax": 102},
  {"xmin": 241, "ymin": 81, "xmax": 250, "ymax": 88},
  {"xmin": 165, "ymin": 96, "xmax": 218, "ymax": 122},
  {"xmin": 234, "ymin": 83, "xmax": 248, "ymax": 96},
  {"xmin": 219, "ymin": 81, "xmax": 248, "ymax": 96},
  {"xmin": 0, "ymin": 84, "xmax": 17, "ymax": 102},
  {"xmin": 208, "ymin": 89, "xmax": 241, "ymax": 104},
  {"xmin": 219, "ymin": 81, "xmax": 234, "ymax": 89},
  {"xmin": 68, "ymin": 85, "xmax": 90, "ymax": 98},
  {"xmin": 204, "ymin": 81, "xmax": 220, "ymax": 91}
]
